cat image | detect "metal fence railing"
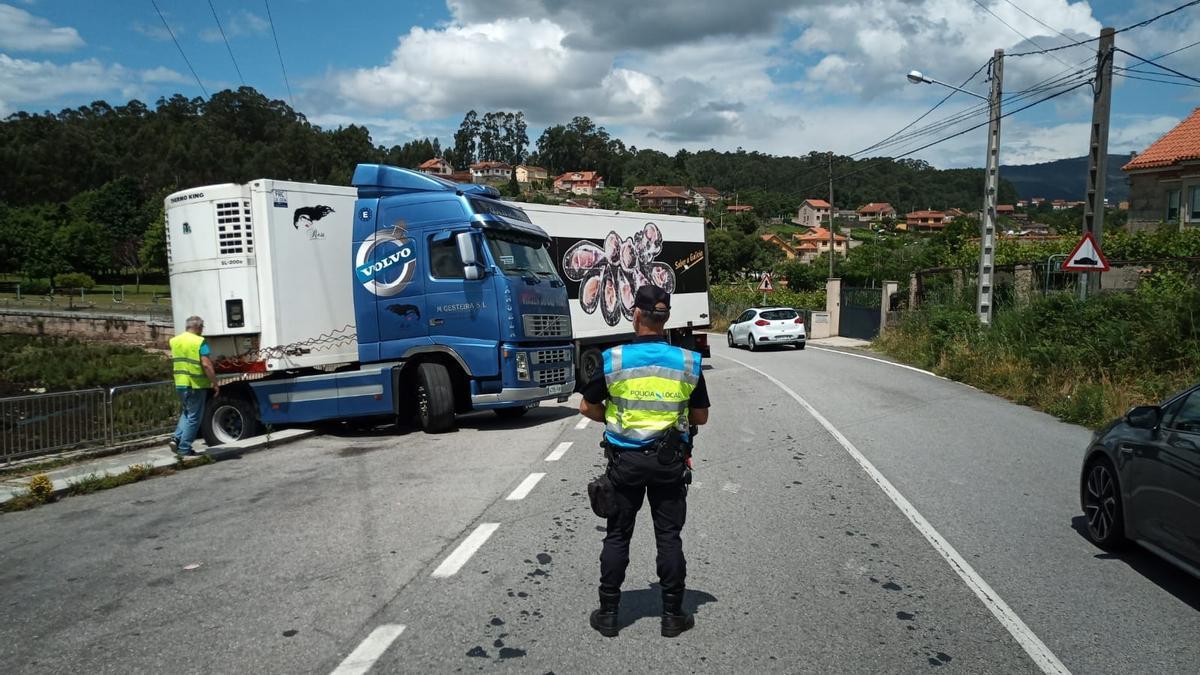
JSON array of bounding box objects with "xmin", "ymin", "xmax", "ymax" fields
[{"xmin": 1, "ymin": 382, "xmax": 179, "ymax": 465}]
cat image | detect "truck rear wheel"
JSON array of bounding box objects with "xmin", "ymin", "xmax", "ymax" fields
[
  {"xmin": 579, "ymin": 348, "xmax": 604, "ymax": 385},
  {"xmin": 202, "ymin": 393, "xmax": 261, "ymax": 446},
  {"xmin": 414, "ymin": 362, "xmax": 456, "ymax": 433}
]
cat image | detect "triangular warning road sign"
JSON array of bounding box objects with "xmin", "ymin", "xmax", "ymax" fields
[
  {"xmin": 758, "ymin": 272, "xmax": 774, "ymax": 292},
  {"xmin": 1062, "ymin": 232, "xmax": 1109, "ymax": 272}
]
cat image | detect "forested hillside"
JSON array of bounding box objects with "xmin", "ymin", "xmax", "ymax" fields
[{"xmin": 0, "ymin": 86, "xmax": 1016, "ymax": 283}]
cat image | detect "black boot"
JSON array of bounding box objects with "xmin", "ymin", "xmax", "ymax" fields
[
  {"xmin": 661, "ymin": 591, "xmax": 695, "ymax": 638},
  {"xmin": 589, "ymin": 589, "xmax": 621, "ymax": 637}
]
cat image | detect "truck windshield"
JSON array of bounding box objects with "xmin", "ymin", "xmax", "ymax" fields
[{"xmin": 485, "ymin": 231, "xmax": 557, "ymax": 277}]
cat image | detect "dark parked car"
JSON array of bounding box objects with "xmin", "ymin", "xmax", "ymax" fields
[{"xmin": 1080, "ymin": 384, "xmax": 1200, "ymax": 578}]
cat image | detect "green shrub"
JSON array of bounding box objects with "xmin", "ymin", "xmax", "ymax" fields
[
  {"xmin": 56, "ymin": 272, "xmax": 96, "ymax": 291},
  {"xmin": 0, "ymin": 335, "xmax": 169, "ymax": 392},
  {"xmin": 21, "ymin": 279, "xmax": 51, "ymax": 296},
  {"xmin": 28, "ymin": 474, "xmax": 54, "ymax": 502}
]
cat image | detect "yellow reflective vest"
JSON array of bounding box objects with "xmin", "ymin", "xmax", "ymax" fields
[
  {"xmin": 602, "ymin": 341, "xmax": 701, "ymax": 448},
  {"xmin": 170, "ymin": 331, "xmax": 211, "ymax": 389}
]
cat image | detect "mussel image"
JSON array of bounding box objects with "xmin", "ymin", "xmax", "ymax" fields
[
  {"xmin": 619, "ymin": 237, "xmax": 637, "ymax": 271},
  {"xmin": 641, "ymin": 222, "xmax": 663, "ymax": 260},
  {"xmin": 579, "ymin": 273, "xmax": 601, "ymax": 314},
  {"xmin": 562, "ymin": 241, "xmax": 606, "ymax": 281},
  {"xmin": 603, "ymin": 231, "xmax": 622, "ymax": 265},
  {"xmin": 618, "ymin": 270, "xmax": 636, "ymax": 321},
  {"xmin": 599, "ymin": 266, "xmax": 621, "ymax": 326},
  {"xmin": 645, "ymin": 261, "xmax": 676, "ymax": 294}
]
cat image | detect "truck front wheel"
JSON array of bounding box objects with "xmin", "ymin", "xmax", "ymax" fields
[
  {"xmin": 202, "ymin": 393, "xmax": 261, "ymax": 446},
  {"xmin": 414, "ymin": 362, "xmax": 456, "ymax": 433},
  {"xmin": 579, "ymin": 348, "xmax": 604, "ymax": 386}
]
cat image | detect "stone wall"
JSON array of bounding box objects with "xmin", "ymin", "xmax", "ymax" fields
[{"xmin": 0, "ymin": 310, "xmax": 173, "ymax": 348}]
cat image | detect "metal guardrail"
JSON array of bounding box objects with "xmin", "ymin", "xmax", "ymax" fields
[{"xmin": 0, "ymin": 382, "xmax": 179, "ymax": 465}]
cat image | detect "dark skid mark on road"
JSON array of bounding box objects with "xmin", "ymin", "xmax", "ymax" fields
[
  {"xmin": 338, "ymin": 444, "xmax": 385, "ymax": 457},
  {"xmin": 282, "ymin": 629, "xmax": 298, "ymax": 637},
  {"xmin": 536, "ymin": 553, "xmax": 552, "ymax": 565},
  {"xmin": 896, "ymin": 611, "xmax": 916, "ymax": 621},
  {"xmin": 882, "ymin": 581, "xmax": 903, "ymax": 591},
  {"xmin": 466, "ymin": 646, "xmax": 488, "ymax": 658},
  {"xmin": 498, "ymin": 647, "xmax": 527, "ymax": 659}
]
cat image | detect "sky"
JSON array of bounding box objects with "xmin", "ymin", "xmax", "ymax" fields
[{"xmin": 2, "ymin": 0, "xmax": 1199, "ymax": 169}]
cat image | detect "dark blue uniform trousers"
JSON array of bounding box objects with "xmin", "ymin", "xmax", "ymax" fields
[{"xmin": 599, "ymin": 448, "xmax": 688, "ymax": 594}]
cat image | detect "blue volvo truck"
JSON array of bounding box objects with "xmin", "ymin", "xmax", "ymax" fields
[{"xmin": 164, "ymin": 164, "xmax": 575, "ymax": 442}]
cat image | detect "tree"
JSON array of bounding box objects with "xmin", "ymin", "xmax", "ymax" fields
[
  {"xmin": 452, "ymin": 110, "xmax": 480, "ymax": 169},
  {"xmin": 506, "ymin": 172, "xmax": 521, "ymax": 197}
]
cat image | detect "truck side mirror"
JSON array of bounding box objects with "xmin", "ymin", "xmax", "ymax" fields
[{"xmin": 456, "ymin": 231, "xmax": 483, "ymax": 281}]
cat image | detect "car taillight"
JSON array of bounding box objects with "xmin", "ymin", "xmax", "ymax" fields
[
  {"xmin": 794, "ymin": 318, "xmax": 804, "ymax": 324},
  {"xmin": 754, "ymin": 319, "xmax": 769, "ymax": 326}
]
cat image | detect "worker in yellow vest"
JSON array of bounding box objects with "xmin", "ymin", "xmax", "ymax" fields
[
  {"xmin": 579, "ymin": 285, "xmax": 710, "ymax": 639},
  {"xmin": 168, "ymin": 315, "xmax": 219, "ymax": 456}
]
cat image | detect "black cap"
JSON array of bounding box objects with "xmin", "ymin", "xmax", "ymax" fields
[{"xmin": 634, "ymin": 285, "xmax": 671, "ymax": 313}]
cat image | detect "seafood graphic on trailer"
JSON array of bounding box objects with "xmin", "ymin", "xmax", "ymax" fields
[{"xmin": 561, "ymin": 222, "xmax": 677, "ymax": 327}]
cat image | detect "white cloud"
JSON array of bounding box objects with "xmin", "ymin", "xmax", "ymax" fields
[
  {"xmin": 0, "ymin": 54, "xmax": 185, "ymax": 117},
  {"xmin": 200, "ymin": 10, "xmax": 269, "ymax": 43},
  {"xmin": 132, "ymin": 20, "xmax": 174, "ymax": 42},
  {"xmin": 0, "ymin": 3, "xmax": 84, "ymax": 52}
]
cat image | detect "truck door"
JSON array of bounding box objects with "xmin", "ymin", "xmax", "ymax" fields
[
  {"xmin": 425, "ymin": 229, "xmax": 500, "ymax": 377},
  {"xmin": 367, "ymin": 207, "xmax": 430, "ymax": 359}
]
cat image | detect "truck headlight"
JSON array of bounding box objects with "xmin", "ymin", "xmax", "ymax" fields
[{"xmin": 516, "ymin": 352, "xmax": 530, "ymax": 381}]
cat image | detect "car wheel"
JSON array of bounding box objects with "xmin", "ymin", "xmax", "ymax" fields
[
  {"xmin": 727, "ymin": 332, "xmax": 735, "ymax": 348},
  {"xmin": 748, "ymin": 335, "xmax": 758, "ymax": 352},
  {"xmin": 795, "ymin": 342, "xmax": 806, "ymax": 350},
  {"xmin": 1083, "ymin": 457, "xmax": 1126, "ymax": 549}
]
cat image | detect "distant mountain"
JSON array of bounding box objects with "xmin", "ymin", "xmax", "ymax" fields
[{"xmin": 999, "ymin": 154, "xmax": 1131, "ymax": 203}]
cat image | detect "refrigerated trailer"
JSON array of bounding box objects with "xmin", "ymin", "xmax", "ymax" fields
[
  {"xmin": 165, "ymin": 165, "xmax": 575, "ymax": 444},
  {"xmin": 515, "ymin": 202, "xmax": 711, "ymax": 384}
]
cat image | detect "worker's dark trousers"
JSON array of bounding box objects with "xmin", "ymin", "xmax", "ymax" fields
[{"xmin": 600, "ymin": 448, "xmax": 687, "ymax": 595}]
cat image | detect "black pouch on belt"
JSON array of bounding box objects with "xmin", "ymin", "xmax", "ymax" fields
[
  {"xmin": 655, "ymin": 427, "xmax": 685, "ymax": 465},
  {"xmin": 588, "ymin": 474, "xmax": 616, "ymax": 518}
]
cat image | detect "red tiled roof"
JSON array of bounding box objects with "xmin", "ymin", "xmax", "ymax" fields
[
  {"xmin": 419, "ymin": 158, "xmax": 448, "ymax": 170},
  {"xmin": 802, "ymin": 199, "xmax": 831, "ymax": 209},
  {"xmin": 995, "ymin": 204, "xmax": 1015, "ymax": 213},
  {"xmin": 726, "ymin": 205, "xmax": 754, "ymax": 212},
  {"xmin": 795, "ymin": 241, "xmax": 820, "ymax": 251},
  {"xmin": 556, "ymin": 171, "xmax": 602, "ymax": 182},
  {"xmin": 857, "ymin": 202, "xmax": 893, "ymax": 214},
  {"xmin": 906, "ymin": 210, "xmax": 945, "ymax": 218},
  {"xmin": 794, "ymin": 226, "xmax": 846, "ymax": 242},
  {"xmin": 1123, "ymin": 107, "xmax": 1200, "ymax": 170},
  {"xmin": 636, "ymin": 186, "xmax": 690, "ymax": 199},
  {"xmin": 694, "ymin": 187, "xmax": 721, "ymax": 197}
]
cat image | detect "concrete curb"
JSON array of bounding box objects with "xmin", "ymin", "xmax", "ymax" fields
[{"xmin": 0, "ymin": 428, "xmax": 318, "ymax": 507}]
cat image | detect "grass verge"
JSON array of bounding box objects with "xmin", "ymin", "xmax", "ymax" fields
[{"xmin": 1, "ymin": 454, "xmax": 214, "ymax": 514}]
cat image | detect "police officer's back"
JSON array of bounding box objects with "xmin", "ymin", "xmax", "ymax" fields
[{"xmin": 578, "ymin": 285, "xmax": 710, "ymax": 638}]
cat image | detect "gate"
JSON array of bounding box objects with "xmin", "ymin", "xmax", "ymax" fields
[{"xmin": 840, "ymin": 286, "xmax": 882, "ymax": 340}]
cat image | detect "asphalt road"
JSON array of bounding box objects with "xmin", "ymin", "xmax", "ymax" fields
[{"xmin": 1, "ymin": 339, "xmax": 1197, "ymax": 674}]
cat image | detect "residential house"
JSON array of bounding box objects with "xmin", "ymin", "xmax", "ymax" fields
[
  {"xmin": 692, "ymin": 186, "xmax": 722, "ymax": 209},
  {"xmin": 554, "ymin": 171, "xmax": 605, "ymax": 195},
  {"xmin": 1016, "ymin": 200, "xmax": 1028, "ymax": 208},
  {"xmin": 1124, "ymin": 108, "xmax": 1200, "ymax": 230},
  {"xmin": 856, "ymin": 202, "xmax": 896, "ymax": 223},
  {"xmin": 834, "ymin": 209, "xmax": 861, "ymax": 227},
  {"xmin": 995, "ymin": 204, "xmax": 1015, "ymax": 217},
  {"xmin": 725, "ymin": 204, "xmax": 754, "ymax": 214},
  {"xmin": 514, "ymin": 165, "xmax": 548, "ymax": 185},
  {"xmin": 945, "ymin": 207, "xmax": 969, "ymax": 221},
  {"xmin": 418, "ymin": 157, "xmax": 453, "ymax": 176},
  {"xmin": 791, "ymin": 226, "xmax": 847, "ymax": 263},
  {"xmin": 760, "ymin": 233, "xmax": 798, "ymax": 260},
  {"xmin": 633, "ymin": 186, "xmax": 692, "ymax": 214},
  {"xmin": 795, "ymin": 199, "xmax": 831, "ymax": 228},
  {"xmin": 903, "ymin": 210, "xmax": 947, "ymax": 232},
  {"xmin": 1051, "ymin": 199, "xmax": 1068, "ymax": 210},
  {"xmin": 470, "ymin": 161, "xmax": 513, "ymax": 183}
]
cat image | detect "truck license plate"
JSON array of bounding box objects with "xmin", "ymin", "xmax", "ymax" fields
[{"xmin": 547, "ymin": 383, "xmax": 565, "ymax": 395}]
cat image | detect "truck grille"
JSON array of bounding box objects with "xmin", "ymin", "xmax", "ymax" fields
[
  {"xmin": 531, "ymin": 348, "xmax": 570, "ymax": 365},
  {"xmin": 523, "ymin": 314, "xmax": 570, "ymax": 338},
  {"xmin": 534, "ymin": 367, "xmax": 570, "ymax": 386}
]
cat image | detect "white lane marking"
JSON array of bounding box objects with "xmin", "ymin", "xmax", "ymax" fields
[
  {"xmin": 506, "ymin": 473, "xmax": 546, "ymax": 501},
  {"xmin": 330, "ymin": 624, "xmax": 406, "ymax": 675},
  {"xmin": 431, "ymin": 523, "xmax": 500, "ymax": 578},
  {"xmin": 808, "ymin": 346, "xmax": 946, "ymax": 380},
  {"xmin": 545, "ymin": 441, "xmax": 573, "ymax": 461},
  {"xmin": 721, "ymin": 482, "xmax": 740, "ymax": 493},
  {"xmin": 717, "ymin": 352, "xmax": 1071, "ymax": 675},
  {"xmin": 575, "ymin": 418, "xmax": 590, "ymax": 430}
]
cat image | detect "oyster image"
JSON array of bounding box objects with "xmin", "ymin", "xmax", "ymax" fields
[
  {"xmin": 599, "ymin": 265, "xmax": 621, "ymax": 326},
  {"xmin": 579, "ymin": 273, "xmax": 601, "ymax": 314},
  {"xmin": 618, "ymin": 270, "xmax": 636, "ymax": 321},
  {"xmin": 603, "ymin": 231, "xmax": 622, "ymax": 265},
  {"xmin": 619, "ymin": 237, "xmax": 637, "ymax": 271},
  {"xmin": 562, "ymin": 241, "xmax": 605, "ymax": 281},
  {"xmin": 645, "ymin": 261, "xmax": 676, "ymax": 294}
]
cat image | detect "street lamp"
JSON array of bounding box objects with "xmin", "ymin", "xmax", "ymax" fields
[
  {"xmin": 905, "ymin": 53, "xmax": 1004, "ymax": 326},
  {"xmin": 905, "ymin": 70, "xmax": 988, "ymax": 101}
]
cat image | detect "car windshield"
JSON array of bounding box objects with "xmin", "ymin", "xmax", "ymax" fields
[
  {"xmin": 760, "ymin": 309, "xmax": 798, "ymax": 320},
  {"xmin": 485, "ymin": 230, "xmax": 557, "ymax": 276}
]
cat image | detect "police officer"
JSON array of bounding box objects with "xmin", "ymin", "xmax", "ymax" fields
[{"xmin": 578, "ymin": 285, "xmax": 710, "ymax": 638}]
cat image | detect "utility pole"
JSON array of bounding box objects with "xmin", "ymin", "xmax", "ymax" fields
[
  {"xmin": 828, "ymin": 151, "xmax": 835, "ymax": 279},
  {"xmin": 977, "ymin": 49, "xmax": 1003, "ymax": 326},
  {"xmin": 1080, "ymin": 27, "xmax": 1115, "ymax": 301}
]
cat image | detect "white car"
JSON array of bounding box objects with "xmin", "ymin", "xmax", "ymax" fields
[{"xmin": 727, "ymin": 307, "xmax": 807, "ymax": 351}]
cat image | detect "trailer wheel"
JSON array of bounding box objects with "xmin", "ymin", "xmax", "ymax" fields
[
  {"xmin": 202, "ymin": 393, "xmax": 261, "ymax": 446},
  {"xmin": 414, "ymin": 362, "xmax": 456, "ymax": 433},
  {"xmin": 579, "ymin": 348, "xmax": 604, "ymax": 385}
]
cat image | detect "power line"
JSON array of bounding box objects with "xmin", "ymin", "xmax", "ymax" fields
[
  {"xmin": 998, "ymin": 0, "xmax": 1084, "ymax": 45},
  {"xmin": 1116, "ymin": 72, "xmax": 1200, "ymax": 88},
  {"xmin": 1117, "ymin": 48, "xmax": 1200, "ymax": 85},
  {"xmin": 207, "ymin": 0, "xmax": 245, "ymax": 87},
  {"xmin": 1009, "ymin": 0, "xmax": 1200, "ymax": 57},
  {"xmin": 150, "ymin": 0, "xmax": 207, "ymax": 98},
  {"xmin": 971, "ymin": 0, "xmax": 1074, "ymax": 67},
  {"xmin": 263, "ymin": 0, "xmax": 295, "ymax": 107}
]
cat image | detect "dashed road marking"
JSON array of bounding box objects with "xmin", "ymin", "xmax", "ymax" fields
[
  {"xmin": 545, "ymin": 441, "xmax": 573, "ymax": 461},
  {"xmin": 431, "ymin": 523, "xmax": 499, "ymax": 578},
  {"xmin": 574, "ymin": 418, "xmax": 590, "ymax": 430},
  {"xmin": 717, "ymin": 352, "xmax": 1071, "ymax": 675},
  {"xmin": 329, "ymin": 624, "xmax": 406, "ymax": 675},
  {"xmin": 506, "ymin": 473, "xmax": 546, "ymax": 501}
]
